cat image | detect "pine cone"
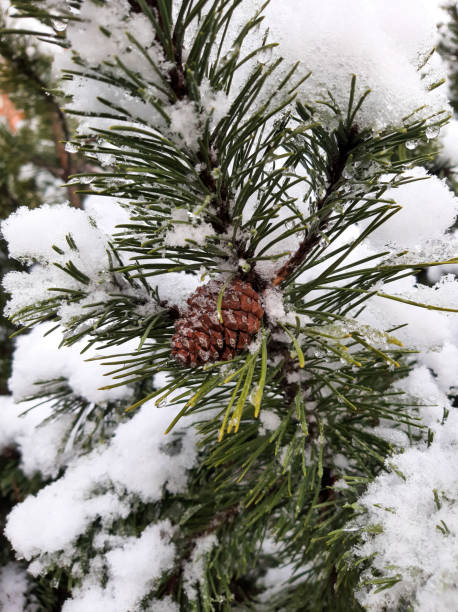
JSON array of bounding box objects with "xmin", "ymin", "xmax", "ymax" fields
[{"xmin": 171, "ymin": 279, "xmax": 264, "ymax": 367}]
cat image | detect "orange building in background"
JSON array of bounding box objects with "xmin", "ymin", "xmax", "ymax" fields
[{"xmin": 0, "ymin": 94, "xmax": 24, "ymax": 132}]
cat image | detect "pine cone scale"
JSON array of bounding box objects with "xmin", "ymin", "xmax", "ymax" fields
[{"xmin": 171, "ymin": 279, "xmax": 264, "ymax": 367}]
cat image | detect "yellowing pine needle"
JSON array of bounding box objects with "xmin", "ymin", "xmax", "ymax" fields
[
  {"xmin": 386, "ymin": 334, "xmax": 403, "ymax": 347},
  {"xmin": 228, "ymin": 352, "xmax": 258, "ymax": 434},
  {"xmin": 223, "ymin": 362, "xmax": 249, "ymax": 384},
  {"xmin": 280, "ymin": 323, "xmax": 305, "ymax": 368},
  {"xmin": 254, "ymin": 333, "xmax": 268, "ymax": 418},
  {"xmin": 218, "ymin": 374, "xmax": 244, "ymax": 442},
  {"xmin": 184, "ymin": 375, "xmax": 222, "ymax": 409},
  {"xmin": 352, "ymin": 334, "xmax": 400, "ymax": 368},
  {"xmin": 216, "ymin": 276, "xmax": 234, "ymax": 324}
]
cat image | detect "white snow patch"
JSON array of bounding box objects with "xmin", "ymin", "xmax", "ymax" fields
[
  {"xmin": 0, "ymin": 395, "xmax": 70, "ymax": 478},
  {"xmin": 259, "ymin": 0, "xmax": 449, "ymax": 131},
  {"xmin": 9, "ymin": 325, "xmax": 135, "ymax": 405},
  {"xmin": 354, "ymin": 410, "xmax": 458, "ymax": 611},
  {"xmin": 5, "ymin": 399, "xmax": 198, "ymax": 561},
  {"xmin": 0, "ymin": 563, "xmax": 34, "ymax": 612},
  {"xmin": 438, "ymin": 119, "xmax": 458, "ymax": 168},
  {"xmin": 62, "ymin": 522, "xmax": 175, "ymax": 612},
  {"xmin": 183, "ymin": 534, "xmax": 218, "ymax": 601},
  {"xmin": 165, "ymin": 208, "xmax": 214, "ymax": 248},
  {"xmin": 259, "ymin": 409, "xmax": 281, "ymax": 432},
  {"xmin": 364, "ymin": 168, "xmax": 458, "ymax": 250}
]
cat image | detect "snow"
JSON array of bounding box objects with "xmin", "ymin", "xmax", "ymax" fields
[
  {"xmin": 259, "ymin": 562, "xmax": 297, "ymax": 599},
  {"xmin": 256, "ymin": 537, "xmax": 299, "ymax": 602},
  {"xmin": 2, "ymin": 199, "xmax": 154, "ymax": 333},
  {"xmin": 168, "ymin": 99, "xmax": 201, "ymax": 151},
  {"xmin": 199, "ymin": 79, "xmax": 231, "ymax": 124},
  {"xmin": 359, "ymin": 276, "xmax": 458, "ymax": 351},
  {"xmin": 262, "ymin": 288, "xmax": 289, "ymax": 325},
  {"xmin": 19, "ymin": 411, "xmax": 73, "ymax": 479},
  {"xmin": 47, "ymin": 0, "xmax": 230, "ymax": 146},
  {"xmin": 183, "ymin": 534, "xmax": 218, "ymax": 600},
  {"xmin": 394, "ymin": 365, "xmax": 452, "ymax": 428},
  {"xmin": 149, "ymin": 596, "xmax": 180, "ymax": 612},
  {"xmin": 165, "ymin": 208, "xmax": 215, "ymax": 248},
  {"xmin": 395, "ymin": 273, "xmax": 458, "ymax": 312},
  {"xmin": 439, "ymin": 119, "xmax": 458, "ymax": 167},
  {"xmin": 428, "ymin": 262, "xmax": 458, "ymax": 285},
  {"xmin": 8, "ymin": 481, "xmax": 130, "ymax": 558},
  {"xmin": 369, "ymin": 425, "xmax": 410, "ymax": 449},
  {"xmin": 84, "ymin": 195, "xmax": 131, "ymax": 238},
  {"xmin": 62, "ymin": 0, "xmax": 155, "ymax": 67},
  {"xmin": 2, "ymin": 266, "xmax": 77, "ymax": 318},
  {"xmin": 0, "ymin": 0, "xmax": 54, "ymax": 55},
  {"xmin": 9, "ymin": 324, "xmax": 135, "ymax": 404},
  {"xmin": 363, "ymin": 168, "xmax": 458, "ymax": 250},
  {"xmin": 149, "ymin": 271, "xmax": 201, "ymax": 311},
  {"xmin": 421, "ymin": 342, "xmax": 458, "ymax": 395},
  {"xmin": 0, "ymin": 563, "xmax": 34, "ymax": 612},
  {"xmin": 259, "ymin": 409, "xmax": 281, "ymax": 433},
  {"xmin": 1, "ymin": 204, "xmax": 107, "ymax": 265},
  {"xmin": 62, "ymin": 522, "xmax": 176, "ymax": 612},
  {"xmin": 62, "ymin": 75, "xmax": 159, "ymax": 135},
  {"xmin": 1, "ymin": 203, "xmax": 113, "ymax": 320},
  {"xmin": 5, "ymin": 398, "xmax": 198, "ymax": 561},
  {"xmin": 2, "ymin": 1, "xmax": 458, "ymax": 608},
  {"xmin": 0, "ymin": 395, "xmax": 32, "ymax": 453},
  {"xmin": 102, "ymin": 398, "xmax": 198, "ymax": 500},
  {"xmin": 354, "ymin": 410, "xmax": 458, "ymax": 611},
  {"xmin": 259, "ymin": 0, "xmax": 449, "ymax": 131},
  {"xmin": 248, "ymin": 179, "xmax": 313, "ymax": 283},
  {"xmin": 0, "ymin": 395, "xmax": 70, "ymax": 478},
  {"xmin": 421, "ymin": 231, "xmax": 458, "ymax": 284},
  {"xmin": 17, "ymin": 163, "xmax": 66, "ymax": 204}
]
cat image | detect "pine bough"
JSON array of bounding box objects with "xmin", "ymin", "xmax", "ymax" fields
[{"xmin": 1, "ymin": 1, "xmax": 458, "ymax": 610}]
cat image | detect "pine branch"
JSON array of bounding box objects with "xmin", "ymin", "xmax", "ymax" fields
[
  {"xmin": 49, "ymin": 104, "xmax": 81, "ymax": 208},
  {"xmin": 273, "ymin": 124, "xmax": 360, "ymax": 287},
  {"xmin": 2, "ymin": 4, "xmax": 454, "ymax": 606},
  {"xmin": 0, "ymin": 27, "xmax": 82, "ymax": 207},
  {"xmin": 130, "ymin": 0, "xmax": 233, "ymax": 233}
]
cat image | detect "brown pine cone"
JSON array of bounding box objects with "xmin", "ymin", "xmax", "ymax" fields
[{"xmin": 171, "ymin": 279, "xmax": 264, "ymax": 367}]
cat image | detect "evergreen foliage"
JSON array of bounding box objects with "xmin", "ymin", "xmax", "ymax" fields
[{"xmin": 0, "ymin": 1, "xmax": 457, "ymax": 610}]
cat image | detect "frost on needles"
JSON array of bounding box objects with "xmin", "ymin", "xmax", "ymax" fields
[{"xmin": 0, "ymin": 0, "xmax": 458, "ymax": 610}]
